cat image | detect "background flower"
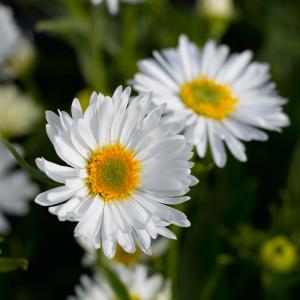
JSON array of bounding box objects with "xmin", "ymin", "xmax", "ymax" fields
[
  {"xmin": 91, "ymin": 0, "xmax": 144, "ymax": 15},
  {"xmin": 260, "ymin": 236, "xmax": 298, "ymax": 273},
  {"xmin": 0, "ymin": 3, "xmax": 35, "ymax": 79},
  {"xmin": 69, "ymin": 264, "xmax": 171, "ymax": 300},
  {"xmin": 201, "ymin": 0, "xmax": 234, "ymax": 19},
  {"xmin": 133, "ymin": 35, "xmax": 289, "ymax": 167},
  {"xmin": 0, "ymin": 143, "xmax": 38, "ymax": 234},
  {"xmin": 0, "ymin": 85, "xmax": 41, "ymax": 138}
]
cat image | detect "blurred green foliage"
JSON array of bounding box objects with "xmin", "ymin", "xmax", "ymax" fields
[{"xmin": 0, "ymin": 237, "xmax": 28, "ymax": 273}]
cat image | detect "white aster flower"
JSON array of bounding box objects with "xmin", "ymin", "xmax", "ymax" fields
[
  {"xmin": 0, "ymin": 85, "xmax": 41, "ymax": 137},
  {"xmin": 0, "ymin": 143, "xmax": 38, "ymax": 234},
  {"xmin": 91, "ymin": 0, "xmax": 144, "ymax": 15},
  {"xmin": 68, "ymin": 265, "xmax": 171, "ymax": 300},
  {"xmin": 132, "ymin": 35, "xmax": 290, "ymax": 167},
  {"xmin": 35, "ymin": 86, "xmax": 197, "ymax": 259},
  {"xmin": 0, "ymin": 4, "xmax": 35, "ymax": 79}
]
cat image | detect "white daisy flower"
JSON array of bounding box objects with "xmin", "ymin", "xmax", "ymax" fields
[
  {"xmin": 68, "ymin": 265, "xmax": 171, "ymax": 300},
  {"xmin": 35, "ymin": 86, "xmax": 197, "ymax": 259},
  {"xmin": 0, "ymin": 85, "xmax": 41, "ymax": 137},
  {"xmin": 91, "ymin": 0, "xmax": 144, "ymax": 15},
  {"xmin": 0, "ymin": 4, "xmax": 35, "ymax": 79},
  {"xmin": 132, "ymin": 35, "xmax": 290, "ymax": 167},
  {"xmin": 0, "ymin": 143, "xmax": 38, "ymax": 234}
]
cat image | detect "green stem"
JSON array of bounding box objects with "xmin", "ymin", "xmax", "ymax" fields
[
  {"xmin": 96, "ymin": 254, "xmax": 131, "ymax": 300},
  {"xmin": 0, "ymin": 137, "xmax": 57, "ymax": 186},
  {"xmin": 90, "ymin": 8, "xmax": 106, "ymax": 91},
  {"xmin": 167, "ymin": 228, "xmax": 182, "ymax": 300},
  {"xmin": 167, "ymin": 203, "xmax": 186, "ymax": 300},
  {"xmin": 200, "ymin": 264, "xmax": 225, "ymax": 300},
  {"xmin": 119, "ymin": 6, "xmax": 137, "ymax": 79}
]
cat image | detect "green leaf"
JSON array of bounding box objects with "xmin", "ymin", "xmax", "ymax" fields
[
  {"xmin": 0, "ymin": 138, "xmax": 58, "ymax": 186},
  {"xmin": 0, "ymin": 258, "xmax": 28, "ymax": 272},
  {"xmin": 36, "ymin": 17, "xmax": 89, "ymax": 36}
]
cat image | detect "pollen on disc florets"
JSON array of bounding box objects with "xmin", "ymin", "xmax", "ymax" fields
[
  {"xmin": 86, "ymin": 144, "xmax": 140, "ymax": 201},
  {"xmin": 179, "ymin": 76, "xmax": 237, "ymax": 120}
]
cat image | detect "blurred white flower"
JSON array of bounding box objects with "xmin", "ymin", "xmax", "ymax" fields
[
  {"xmin": 35, "ymin": 86, "xmax": 197, "ymax": 259},
  {"xmin": 91, "ymin": 0, "xmax": 144, "ymax": 15},
  {"xmin": 156, "ymin": 281, "xmax": 172, "ymax": 300},
  {"xmin": 0, "ymin": 85, "xmax": 41, "ymax": 137},
  {"xmin": 68, "ymin": 265, "xmax": 171, "ymax": 300},
  {"xmin": 0, "ymin": 3, "xmax": 35, "ymax": 79},
  {"xmin": 0, "ymin": 143, "xmax": 38, "ymax": 234},
  {"xmin": 201, "ymin": 0, "xmax": 234, "ymax": 19},
  {"xmin": 133, "ymin": 35, "xmax": 290, "ymax": 167}
]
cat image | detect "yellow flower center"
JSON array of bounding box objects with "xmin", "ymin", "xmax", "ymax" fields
[
  {"xmin": 113, "ymin": 244, "xmax": 141, "ymax": 266},
  {"xmin": 179, "ymin": 76, "xmax": 237, "ymax": 120},
  {"xmin": 86, "ymin": 144, "xmax": 140, "ymax": 201}
]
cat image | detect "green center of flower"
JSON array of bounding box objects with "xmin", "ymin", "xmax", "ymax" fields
[
  {"xmin": 179, "ymin": 76, "xmax": 237, "ymax": 119},
  {"xmin": 101, "ymin": 158, "xmax": 129, "ymax": 187},
  {"xmin": 87, "ymin": 144, "xmax": 140, "ymax": 201}
]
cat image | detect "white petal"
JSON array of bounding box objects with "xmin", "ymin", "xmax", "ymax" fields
[
  {"xmin": 54, "ymin": 136, "xmax": 85, "ymax": 168},
  {"xmin": 71, "ymin": 98, "xmax": 83, "ymax": 120},
  {"xmin": 36, "ymin": 158, "xmax": 76, "ymax": 183},
  {"xmin": 97, "ymin": 98, "xmax": 114, "ymax": 145},
  {"xmin": 178, "ymin": 34, "xmax": 196, "ymax": 81},
  {"xmin": 207, "ymin": 120, "xmax": 227, "ymax": 167},
  {"xmin": 74, "ymin": 197, "xmax": 104, "ymax": 248},
  {"xmin": 35, "ymin": 186, "xmax": 74, "ymax": 206},
  {"xmin": 194, "ymin": 117, "xmax": 208, "ymax": 157}
]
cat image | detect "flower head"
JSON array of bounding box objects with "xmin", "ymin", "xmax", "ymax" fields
[
  {"xmin": 0, "ymin": 143, "xmax": 38, "ymax": 234},
  {"xmin": 68, "ymin": 265, "xmax": 171, "ymax": 300},
  {"xmin": 35, "ymin": 86, "xmax": 197, "ymax": 258},
  {"xmin": 260, "ymin": 236, "xmax": 298, "ymax": 273},
  {"xmin": 0, "ymin": 85, "xmax": 41, "ymax": 138},
  {"xmin": 132, "ymin": 35, "xmax": 289, "ymax": 167},
  {"xmin": 91, "ymin": 0, "xmax": 144, "ymax": 15}
]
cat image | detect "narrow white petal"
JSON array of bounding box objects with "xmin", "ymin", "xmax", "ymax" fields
[
  {"xmin": 35, "ymin": 186, "xmax": 74, "ymax": 206},
  {"xmin": 207, "ymin": 120, "xmax": 227, "ymax": 167}
]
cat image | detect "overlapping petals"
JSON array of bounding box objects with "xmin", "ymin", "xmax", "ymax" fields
[
  {"xmin": 132, "ymin": 35, "xmax": 290, "ymax": 167},
  {"xmin": 35, "ymin": 86, "xmax": 197, "ymax": 258}
]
